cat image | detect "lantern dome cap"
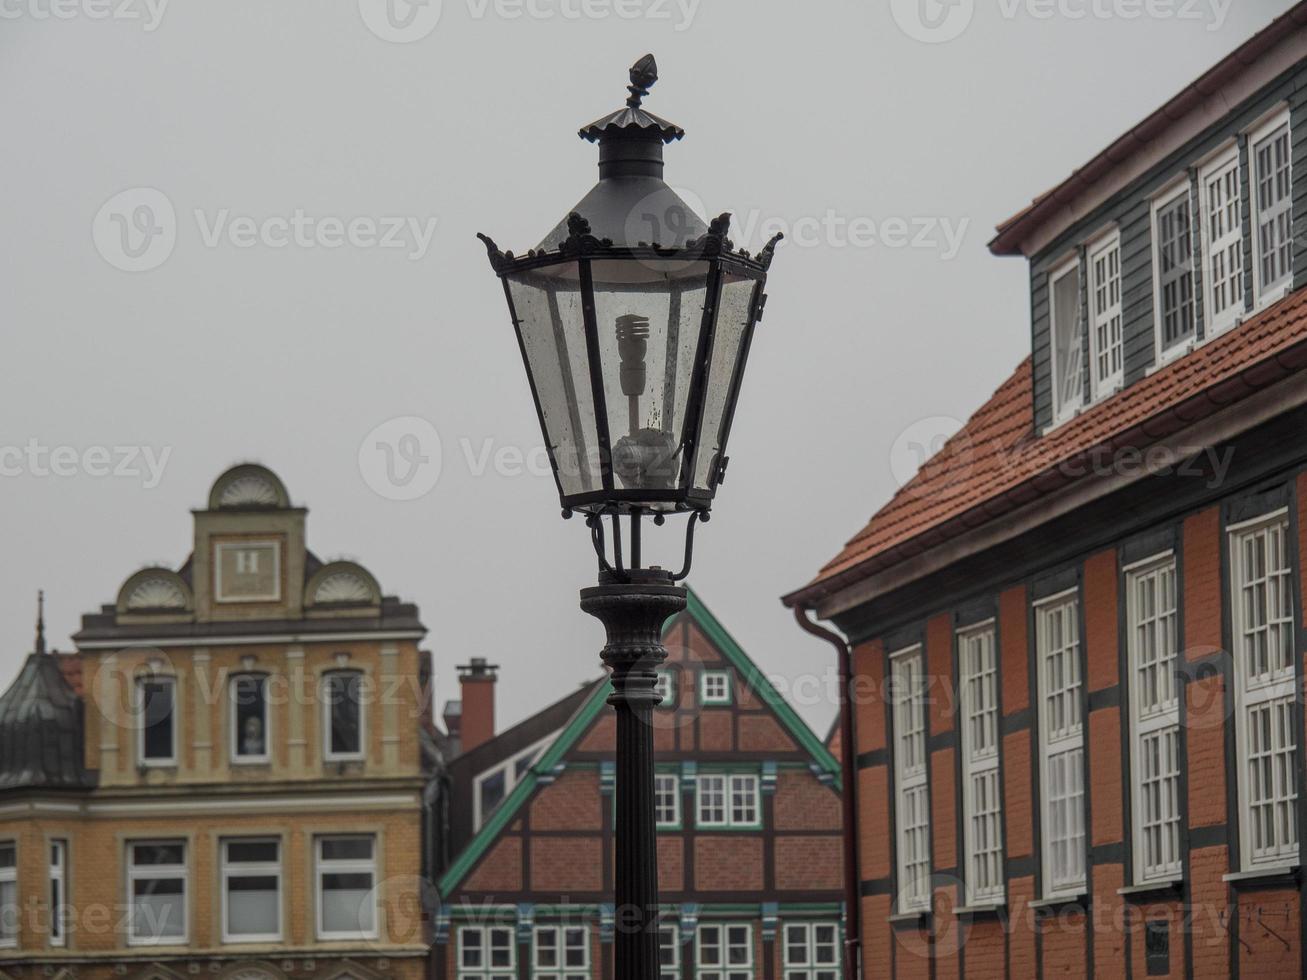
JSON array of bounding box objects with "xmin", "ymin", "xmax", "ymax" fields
[{"xmin": 578, "ymin": 54, "xmax": 685, "ymax": 144}]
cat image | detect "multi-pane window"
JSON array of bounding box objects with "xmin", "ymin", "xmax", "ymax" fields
[
  {"xmin": 127, "ymin": 841, "xmax": 187, "ymax": 945},
  {"xmin": 459, "ymin": 925, "xmax": 516, "ymax": 980},
  {"xmin": 1201, "ymin": 148, "xmax": 1245, "ymax": 335},
  {"xmin": 1049, "ymin": 258, "xmax": 1083, "ymax": 423},
  {"xmin": 0, "ymin": 843, "xmax": 15, "ymax": 948},
  {"xmin": 221, "ymin": 838, "xmax": 281, "ymax": 942},
  {"xmin": 473, "ymin": 735, "xmax": 553, "ymax": 830},
  {"xmin": 1036, "ymin": 593, "xmax": 1085, "ymax": 899},
  {"xmin": 1126, "ymin": 556, "xmax": 1182, "ymax": 884},
  {"xmin": 532, "ymin": 924, "xmax": 589, "ymax": 980},
  {"xmin": 1252, "ymin": 114, "xmax": 1293, "ymax": 301},
  {"xmin": 696, "ymin": 774, "xmax": 760, "ymax": 828},
  {"xmin": 655, "ymin": 772, "xmax": 681, "ymax": 828},
  {"xmin": 696, "ymin": 922, "xmax": 753, "ymax": 980},
  {"xmin": 323, "ymin": 671, "xmax": 364, "ymax": 761},
  {"xmin": 231, "ymin": 674, "xmax": 269, "ymax": 763},
  {"xmin": 1231, "ymin": 513, "xmax": 1298, "ymax": 869},
  {"xmin": 315, "ymin": 835, "xmax": 377, "ymax": 939},
  {"xmin": 1088, "ymin": 233, "xmax": 1123, "ymax": 396},
  {"xmin": 49, "ymin": 840, "xmax": 67, "ymax": 947},
  {"xmin": 890, "ymin": 646, "xmax": 930, "ymax": 912},
  {"xmin": 137, "ymin": 675, "xmax": 176, "ymax": 765},
  {"xmin": 959, "ymin": 624, "xmax": 1003, "ymax": 906},
  {"xmin": 659, "ymin": 924, "xmax": 681, "ymax": 980},
  {"xmin": 782, "ymin": 922, "xmax": 840, "ymax": 980},
  {"xmin": 1153, "ymin": 186, "xmax": 1197, "ymax": 355},
  {"xmin": 655, "ymin": 669, "xmax": 677, "ymax": 708},
  {"xmin": 700, "ymin": 670, "xmax": 732, "ymax": 705}
]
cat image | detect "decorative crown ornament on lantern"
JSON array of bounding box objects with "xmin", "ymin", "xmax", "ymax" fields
[{"xmin": 478, "ymin": 54, "xmax": 781, "ymax": 521}]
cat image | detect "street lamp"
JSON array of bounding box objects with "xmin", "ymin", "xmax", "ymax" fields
[{"xmin": 478, "ymin": 54, "xmax": 780, "ymax": 980}]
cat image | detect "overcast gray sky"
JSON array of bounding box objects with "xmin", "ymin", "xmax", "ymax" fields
[{"xmin": 0, "ymin": 0, "xmax": 1293, "ymax": 736}]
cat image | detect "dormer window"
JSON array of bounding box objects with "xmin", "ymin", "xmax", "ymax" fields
[
  {"xmin": 1152, "ymin": 182, "xmax": 1197, "ymax": 360},
  {"xmin": 1199, "ymin": 145, "xmax": 1245, "ymax": 337},
  {"xmin": 1049, "ymin": 257, "xmax": 1083, "ymax": 425},
  {"xmin": 1087, "ymin": 231, "xmax": 1123, "ymax": 398},
  {"xmin": 1251, "ymin": 111, "xmax": 1293, "ymax": 304}
]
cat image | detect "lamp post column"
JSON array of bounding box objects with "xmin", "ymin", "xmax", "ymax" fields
[{"xmin": 580, "ymin": 570, "xmax": 687, "ymax": 980}]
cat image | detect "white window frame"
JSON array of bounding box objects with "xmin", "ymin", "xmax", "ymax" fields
[
  {"xmin": 659, "ymin": 923, "xmax": 682, "ymax": 980},
  {"xmin": 213, "ymin": 540, "xmax": 282, "ymax": 603},
  {"xmin": 655, "ymin": 669, "xmax": 677, "ymax": 708},
  {"xmin": 230, "ymin": 673, "xmax": 271, "ymax": 765},
  {"xmin": 458, "ymin": 923, "xmax": 516, "ymax": 980},
  {"xmin": 532, "ymin": 923, "xmax": 589, "ymax": 980},
  {"xmin": 695, "ymin": 773, "xmax": 761, "ymax": 829},
  {"xmin": 126, "ymin": 840, "xmax": 188, "ymax": 946},
  {"xmin": 958, "ymin": 622, "xmax": 1004, "ymax": 907},
  {"xmin": 1150, "ymin": 178, "xmax": 1199, "ymax": 364},
  {"xmin": 220, "ymin": 837, "xmax": 282, "ymax": 944},
  {"xmin": 782, "ymin": 921, "xmax": 840, "ymax": 980},
  {"xmin": 314, "ymin": 835, "xmax": 378, "ymax": 941},
  {"xmin": 654, "ymin": 772, "xmax": 682, "ymax": 829},
  {"xmin": 472, "ymin": 731, "xmax": 557, "ymax": 830},
  {"xmin": 1048, "ymin": 254, "xmax": 1085, "ymax": 426},
  {"xmin": 1125, "ymin": 554, "xmax": 1183, "ymax": 886},
  {"xmin": 890, "ymin": 644, "xmax": 930, "ymax": 913},
  {"xmin": 1087, "ymin": 229, "xmax": 1124, "ymax": 399},
  {"xmin": 1230, "ymin": 511, "xmax": 1299, "ymax": 871},
  {"xmin": 700, "ymin": 670, "xmax": 732, "ymax": 706},
  {"xmin": 0, "ymin": 841, "xmax": 16, "ymax": 949},
  {"xmin": 1198, "ymin": 143, "xmax": 1246, "ymax": 339},
  {"xmin": 322, "ymin": 670, "xmax": 366, "ymax": 763},
  {"xmin": 136, "ymin": 674, "xmax": 178, "ymax": 767},
  {"xmin": 1035, "ymin": 590, "xmax": 1086, "ymax": 900},
  {"xmin": 696, "ymin": 922, "xmax": 753, "ymax": 980},
  {"xmin": 1249, "ymin": 108, "xmax": 1294, "ymax": 308},
  {"xmin": 49, "ymin": 839, "xmax": 67, "ymax": 947}
]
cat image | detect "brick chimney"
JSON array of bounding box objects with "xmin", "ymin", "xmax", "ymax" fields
[{"xmin": 456, "ymin": 658, "xmax": 498, "ymax": 753}]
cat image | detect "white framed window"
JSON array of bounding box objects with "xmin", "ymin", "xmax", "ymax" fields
[
  {"xmin": 959, "ymin": 623, "xmax": 1004, "ymax": 906},
  {"xmin": 221, "ymin": 838, "xmax": 281, "ymax": 943},
  {"xmin": 458, "ymin": 924, "xmax": 516, "ymax": 980},
  {"xmin": 1199, "ymin": 145, "xmax": 1246, "ymax": 337},
  {"xmin": 49, "ymin": 840, "xmax": 67, "ymax": 947},
  {"xmin": 315, "ymin": 835, "xmax": 377, "ymax": 940},
  {"xmin": 782, "ymin": 921, "xmax": 840, "ymax": 980},
  {"xmin": 532, "ymin": 924, "xmax": 589, "ymax": 980},
  {"xmin": 0, "ymin": 842, "xmax": 16, "ymax": 949},
  {"xmin": 1250, "ymin": 111, "xmax": 1293, "ymax": 304},
  {"xmin": 230, "ymin": 673, "xmax": 270, "ymax": 764},
  {"xmin": 1151, "ymin": 180, "xmax": 1197, "ymax": 360},
  {"xmin": 695, "ymin": 774, "xmax": 760, "ymax": 829},
  {"xmin": 322, "ymin": 670, "xmax": 365, "ymax": 763},
  {"xmin": 655, "ymin": 772, "xmax": 682, "ymax": 829},
  {"xmin": 655, "ymin": 669, "xmax": 677, "ymax": 708},
  {"xmin": 136, "ymin": 675, "xmax": 177, "ymax": 766},
  {"xmin": 696, "ymin": 922, "xmax": 753, "ymax": 980},
  {"xmin": 1125, "ymin": 555, "xmax": 1182, "ymax": 885},
  {"xmin": 890, "ymin": 645, "xmax": 930, "ymax": 913},
  {"xmin": 472, "ymin": 732, "xmax": 556, "ymax": 830},
  {"xmin": 127, "ymin": 840, "xmax": 187, "ymax": 945},
  {"xmin": 700, "ymin": 670, "xmax": 732, "ymax": 705},
  {"xmin": 1049, "ymin": 256, "xmax": 1084, "ymax": 425},
  {"xmin": 1036, "ymin": 592, "xmax": 1085, "ymax": 899},
  {"xmin": 659, "ymin": 923, "xmax": 681, "ymax": 980},
  {"xmin": 1088, "ymin": 231, "xmax": 1123, "ymax": 397},
  {"xmin": 1230, "ymin": 512, "xmax": 1298, "ymax": 870}
]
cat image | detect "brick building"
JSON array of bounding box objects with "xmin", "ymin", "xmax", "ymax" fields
[
  {"xmin": 0, "ymin": 464, "xmax": 440, "ymax": 980},
  {"xmin": 432, "ymin": 590, "xmax": 844, "ymax": 980},
  {"xmin": 785, "ymin": 6, "xmax": 1307, "ymax": 978}
]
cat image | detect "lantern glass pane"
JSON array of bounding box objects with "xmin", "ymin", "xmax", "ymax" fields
[
  {"xmin": 691, "ymin": 272, "xmax": 758, "ymax": 491},
  {"xmin": 591, "ymin": 258, "xmax": 711, "ymax": 504},
  {"xmin": 507, "ymin": 265, "xmax": 602, "ymax": 497}
]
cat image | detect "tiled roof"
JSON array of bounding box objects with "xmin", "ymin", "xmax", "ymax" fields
[{"xmin": 786, "ymin": 286, "xmax": 1307, "ymax": 607}]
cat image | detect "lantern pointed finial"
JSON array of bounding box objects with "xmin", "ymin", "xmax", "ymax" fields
[
  {"xmin": 626, "ymin": 54, "xmax": 658, "ymax": 109},
  {"xmin": 34, "ymin": 589, "xmax": 46, "ymax": 656}
]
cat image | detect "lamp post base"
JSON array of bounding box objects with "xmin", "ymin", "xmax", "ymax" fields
[{"xmin": 580, "ymin": 570, "xmax": 687, "ymax": 980}]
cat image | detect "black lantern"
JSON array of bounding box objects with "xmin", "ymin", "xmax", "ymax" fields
[{"xmin": 477, "ymin": 55, "xmax": 780, "ymax": 980}]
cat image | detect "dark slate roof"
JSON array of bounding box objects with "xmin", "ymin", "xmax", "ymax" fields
[{"xmin": 0, "ymin": 653, "xmax": 95, "ymax": 791}]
